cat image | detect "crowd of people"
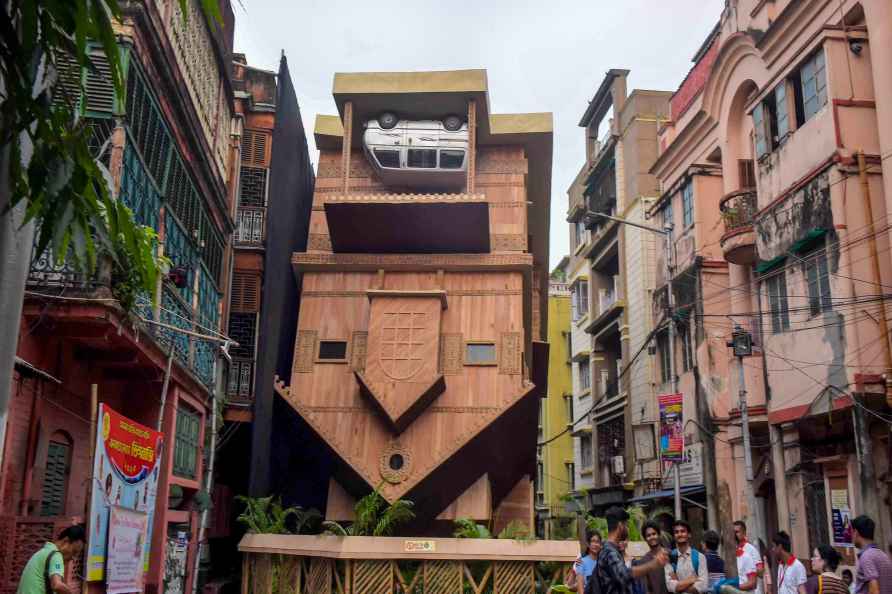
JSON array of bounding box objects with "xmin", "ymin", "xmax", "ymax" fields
[{"xmin": 568, "ymin": 509, "xmax": 892, "ymax": 594}]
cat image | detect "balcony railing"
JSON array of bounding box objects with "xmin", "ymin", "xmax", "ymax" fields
[
  {"xmin": 235, "ymin": 206, "xmax": 266, "ymax": 245},
  {"xmin": 239, "ymin": 534, "xmax": 578, "ymax": 594},
  {"xmin": 720, "ymin": 189, "xmax": 757, "ymax": 235}
]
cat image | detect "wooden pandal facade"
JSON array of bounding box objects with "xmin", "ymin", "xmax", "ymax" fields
[
  {"xmin": 239, "ymin": 534, "xmax": 577, "ymax": 594},
  {"xmin": 277, "ymin": 70, "xmax": 553, "ymax": 531}
]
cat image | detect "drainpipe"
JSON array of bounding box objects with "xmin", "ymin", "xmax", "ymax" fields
[{"xmin": 191, "ymin": 384, "xmax": 217, "ymax": 594}]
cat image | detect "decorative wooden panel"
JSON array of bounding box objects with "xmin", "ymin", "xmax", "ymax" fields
[
  {"xmin": 308, "ymin": 233, "xmax": 333, "ymax": 251},
  {"xmin": 231, "ymin": 272, "xmax": 261, "ymax": 313},
  {"xmin": 279, "ymin": 557, "xmax": 302, "ymax": 594},
  {"xmin": 364, "ymin": 295, "xmax": 443, "ymax": 426},
  {"xmin": 352, "ymin": 560, "xmax": 391, "ymax": 594},
  {"xmin": 499, "ymin": 333, "xmax": 522, "ymax": 375},
  {"xmin": 438, "ymin": 334, "xmax": 463, "ymax": 376},
  {"xmin": 423, "ymin": 560, "xmax": 461, "ymax": 594},
  {"xmin": 294, "ymin": 331, "xmax": 318, "ymax": 373},
  {"xmin": 493, "ymin": 561, "xmax": 534, "ymax": 594},
  {"xmin": 351, "ymin": 331, "xmax": 368, "ymax": 373},
  {"xmin": 490, "ymin": 234, "xmax": 526, "ymax": 252},
  {"xmin": 252, "ymin": 554, "xmax": 273, "ymax": 594},
  {"xmin": 305, "ymin": 558, "xmax": 332, "ymax": 594}
]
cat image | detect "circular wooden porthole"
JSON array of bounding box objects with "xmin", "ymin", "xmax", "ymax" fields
[{"xmin": 379, "ymin": 444, "xmax": 412, "ymax": 484}]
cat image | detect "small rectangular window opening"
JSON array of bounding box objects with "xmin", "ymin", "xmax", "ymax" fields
[
  {"xmin": 465, "ymin": 342, "xmax": 497, "ymax": 365},
  {"xmin": 318, "ymin": 340, "xmax": 348, "ymax": 361}
]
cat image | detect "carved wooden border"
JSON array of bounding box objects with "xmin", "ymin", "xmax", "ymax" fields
[
  {"xmin": 351, "ymin": 331, "xmax": 368, "ymax": 374},
  {"xmin": 490, "ymin": 234, "xmax": 527, "ymax": 251},
  {"xmin": 294, "ymin": 330, "xmax": 318, "ymax": 373},
  {"xmin": 439, "ymin": 334, "xmax": 463, "ymax": 376},
  {"xmin": 307, "ymin": 233, "xmax": 332, "ymax": 251},
  {"xmin": 499, "ymin": 332, "xmax": 522, "ymax": 375}
]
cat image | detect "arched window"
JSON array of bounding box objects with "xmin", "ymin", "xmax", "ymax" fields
[{"xmin": 40, "ymin": 431, "xmax": 73, "ymax": 516}]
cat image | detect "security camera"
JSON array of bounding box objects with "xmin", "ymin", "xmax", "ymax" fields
[{"xmin": 849, "ymin": 39, "xmax": 863, "ymax": 55}]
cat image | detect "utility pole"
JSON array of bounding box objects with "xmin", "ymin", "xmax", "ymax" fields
[
  {"xmin": 729, "ymin": 325, "xmax": 762, "ymax": 545},
  {"xmin": 665, "ymin": 224, "xmax": 682, "ymax": 520}
]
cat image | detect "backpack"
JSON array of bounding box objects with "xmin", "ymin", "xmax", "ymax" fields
[
  {"xmin": 44, "ymin": 550, "xmax": 61, "ymax": 594},
  {"xmin": 671, "ymin": 548, "xmax": 701, "ymax": 576},
  {"xmin": 585, "ymin": 546, "xmax": 618, "ymax": 594}
]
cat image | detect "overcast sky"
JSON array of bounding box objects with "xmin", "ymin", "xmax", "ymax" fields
[{"xmin": 233, "ymin": 0, "xmax": 721, "ymax": 269}]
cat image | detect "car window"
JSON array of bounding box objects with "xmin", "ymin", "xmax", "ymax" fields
[
  {"xmin": 407, "ymin": 149, "xmax": 437, "ymax": 168},
  {"xmin": 374, "ymin": 149, "xmax": 400, "ymax": 168},
  {"xmin": 439, "ymin": 150, "xmax": 464, "ymax": 169}
]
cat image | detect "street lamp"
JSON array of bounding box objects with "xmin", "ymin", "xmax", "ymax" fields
[
  {"xmin": 726, "ymin": 324, "xmax": 763, "ymax": 545},
  {"xmin": 584, "ymin": 210, "xmax": 683, "ymax": 519}
]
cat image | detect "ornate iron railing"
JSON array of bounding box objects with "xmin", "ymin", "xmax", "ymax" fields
[
  {"xmin": 719, "ymin": 189, "xmax": 757, "ymax": 235},
  {"xmin": 227, "ymin": 358, "xmax": 254, "ymax": 401}
]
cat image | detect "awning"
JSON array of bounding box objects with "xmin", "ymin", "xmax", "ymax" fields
[
  {"xmin": 628, "ymin": 485, "xmax": 705, "ymax": 503},
  {"xmin": 755, "ymin": 255, "xmax": 786, "ymax": 274},
  {"xmin": 14, "ymin": 356, "xmax": 61, "ymax": 384},
  {"xmin": 790, "ymin": 227, "xmax": 828, "ymax": 254}
]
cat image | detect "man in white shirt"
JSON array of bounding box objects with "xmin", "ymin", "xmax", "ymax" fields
[
  {"xmin": 721, "ymin": 521, "xmax": 764, "ymax": 594},
  {"xmin": 771, "ymin": 531, "xmax": 806, "ymax": 594},
  {"xmin": 665, "ymin": 520, "xmax": 709, "ymax": 594}
]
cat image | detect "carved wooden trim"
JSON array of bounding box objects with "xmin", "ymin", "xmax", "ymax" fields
[
  {"xmin": 294, "ymin": 330, "xmax": 318, "ymax": 373},
  {"xmin": 488, "ymin": 202, "xmax": 526, "ymax": 208},
  {"xmin": 448, "ymin": 289, "xmax": 522, "ymax": 296},
  {"xmin": 429, "ymin": 407, "xmax": 502, "ymax": 413},
  {"xmin": 307, "ymin": 233, "xmax": 332, "ymax": 251},
  {"xmin": 439, "ymin": 333, "xmax": 463, "ymax": 376},
  {"xmin": 490, "ymin": 234, "xmax": 527, "ymax": 251},
  {"xmin": 302, "ymin": 290, "xmax": 366, "ymax": 298},
  {"xmin": 341, "ymin": 101, "xmax": 353, "ymax": 193},
  {"xmin": 351, "ymin": 331, "xmax": 368, "ymax": 374},
  {"xmin": 302, "ymin": 289, "xmax": 523, "ymax": 298},
  {"xmin": 322, "ymin": 193, "xmax": 485, "ymax": 203},
  {"xmin": 499, "ymin": 332, "xmax": 522, "ymax": 375},
  {"xmin": 467, "ymin": 99, "xmax": 476, "ymax": 193},
  {"xmin": 476, "ymin": 157, "xmax": 528, "ymax": 174},
  {"xmin": 478, "ymin": 181, "xmax": 525, "ymax": 189},
  {"xmin": 292, "ymin": 253, "xmax": 533, "ymax": 270}
]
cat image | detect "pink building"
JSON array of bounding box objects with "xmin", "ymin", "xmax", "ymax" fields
[{"xmin": 651, "ymin": 0, "xmax": 892, "ymax": 558}]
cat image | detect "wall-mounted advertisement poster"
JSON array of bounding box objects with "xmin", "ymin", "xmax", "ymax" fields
[
  {"xmin": 106, "ymin": 506, "xmax": 149, "ymax": 594},
  {"xmin": 659, "ymin": 393, "xmax": 684, "ymax": 463},
  {"xmin": 86, "ymin": 404, "xmax": 164, "ymax": 581},
  {"xmin": 831, "ymin": 489, "xmax": 854, "ymax": 547}
]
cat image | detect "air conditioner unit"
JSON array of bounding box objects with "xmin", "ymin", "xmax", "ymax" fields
[{"xmin": 612, "ymin": 455, "xmax": 625, "ymax": 476}]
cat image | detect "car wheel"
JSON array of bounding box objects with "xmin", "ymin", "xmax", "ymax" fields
[
  {"xmin": 443, "ymin": 114, "xmax": 463, "ymax": 131},
  {"xmin": 378, "ymin": 112, "xmax": 399, "ymax": 129}
]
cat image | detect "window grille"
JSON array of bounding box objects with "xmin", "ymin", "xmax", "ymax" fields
[
  {"xmin": 120, "ymin": 144, "xmax": 162, "ymax": 231},
  {"xmin": 126, "ymin": 63, "xmax": 172, "ymax": 186},
  {"xmin": 766, "ymin": 272, "xmax": 790, "ymax": 333},
  {"xmin": 40, "ymin": 441, "xmax": 70, "ymax": 516},
  {"xmin": 173, "ymin": 406, "xmax": 201, "ymax": 479},
  {"xmin": 239, "ymin": 166, "xmax": 268, "ymax": 207},
  {"xmin": 227, "ymin": 313, "xmax": 257, "ymax": 360}
]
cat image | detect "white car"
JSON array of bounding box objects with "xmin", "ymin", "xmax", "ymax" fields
[{"xmin": 363, "ymin": 112, "xmax": 469, "ymax": 189}]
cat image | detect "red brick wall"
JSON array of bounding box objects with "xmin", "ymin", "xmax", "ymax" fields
[{"xmin": 671, "ymin": 36, "xmax": 720, "ymax": 121}]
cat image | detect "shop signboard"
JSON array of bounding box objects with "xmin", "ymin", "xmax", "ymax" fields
[{"xmin": 86, "ymin": 404, "xmax": 164, "ymax": 581}]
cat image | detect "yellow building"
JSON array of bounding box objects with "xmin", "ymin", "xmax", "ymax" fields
[{"xmin": 535, "ymin": 258, "xmax": 576, "ymax": 538}]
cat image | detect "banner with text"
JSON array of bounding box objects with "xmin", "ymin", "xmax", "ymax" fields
[
  {"xmin": 106, "ymin": 506, "xmax": 149, "ymax": 594},
  {"xmin": 86, "ymin": 404, "xmax": 164, "ymax": 581},
  {"xmin": 831, "ymin": 489, "xmax": 854, "ymax": 547},
  {"xmin": 659, "ymin": 393, "xmax": 684, "ymax": 463}
]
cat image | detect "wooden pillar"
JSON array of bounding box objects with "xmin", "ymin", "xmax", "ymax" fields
[
  {"xmin": 342, "ymin": 101, "xmax": 353, "ymax": 195},
  {"xmin": 467, "ymin": 99, "xmax": 476, "ymax": 194}
]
